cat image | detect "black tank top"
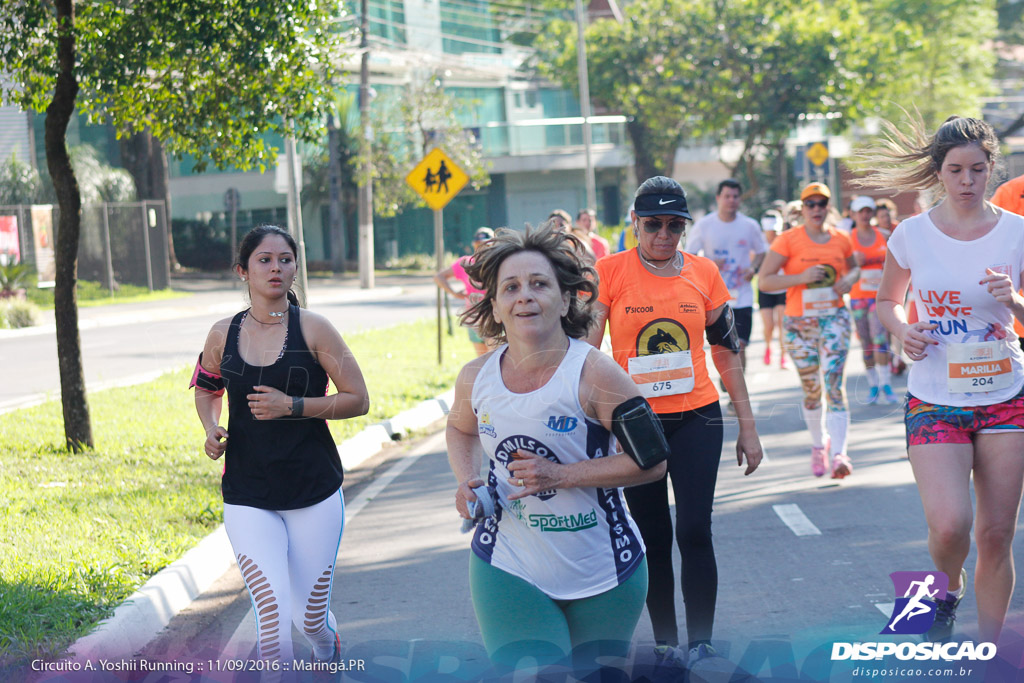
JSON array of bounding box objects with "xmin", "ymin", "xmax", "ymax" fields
[{"xmin": 220, "ymin": 304, "xmax": 343, "ymax": 509}]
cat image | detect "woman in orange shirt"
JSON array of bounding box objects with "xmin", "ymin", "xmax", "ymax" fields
[
  {"xmin": 588, "ymin": 176, "xmax": 763, "ymax": 668},
  {"xmin": 759, "ymin": 183, "xmax": 860, "ymax": 479},
  {"xmin": 848, "ymin": 196, "xmax": 897, "ymax": 404}
]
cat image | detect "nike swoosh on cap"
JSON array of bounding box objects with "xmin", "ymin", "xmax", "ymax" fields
[{"xmin": 658, "ymin": 198, "xmax": 677, "ymax": 205}]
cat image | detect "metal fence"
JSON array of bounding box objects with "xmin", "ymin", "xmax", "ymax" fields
[{"xmin": 0, "ymin": 201, "xmax": 169, "ymax": 291}]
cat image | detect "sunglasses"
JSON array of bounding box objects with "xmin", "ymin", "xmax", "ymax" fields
[
  {"xmin": 803, "ymin": 199, "xmax": 829, "ymax": 209},
  {"xmin": 639, "ymin": 218, "xmax": 687, "ymax": 234},
  {"xmin": 473, "ymin": 234, "xmax": 491, "ymax": 241}
]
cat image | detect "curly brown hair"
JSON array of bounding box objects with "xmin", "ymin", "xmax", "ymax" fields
[{"xmin": 461, "ymin": 227, "xmax": 598, "ymax": 343}]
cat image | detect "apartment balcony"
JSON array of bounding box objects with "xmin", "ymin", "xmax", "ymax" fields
[{"xmin": 480, "ymin": 116, "xmax": 633, "ymax": 174}]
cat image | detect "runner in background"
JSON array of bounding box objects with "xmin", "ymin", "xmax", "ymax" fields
[
  {"xmin": 875, "ymin": 198, "xmax": 901, "ymax": 231},
  {"xmin": 758, "ymin": 209, "xmax": 788, "ymax": 369},
  {"xmin": 847, "ymin": 196, "xmax": 897, "ymax": 404},
  {"xmin": 990, "ymin": 172, "xmax": 1024, "ymax": 353},
  {"xmin": 588, "ymin": 175, "xmax": 763, "ymax": 669},
  {"xmin": 684, "ymin": 179, "xmax": 768, "ymax": 383},
  {"xmin": 864, "ymin": 114, "xmax": 1024, "ymax": 643},
  {"xmin": 574, "ymin": 208, "xmax": 610, "ymax": 261},
  {"xmin": 434, "ymin": 227, "xmax": 495, "ymax": 356},
  {"xmin": 758, "ymin": 182, "xmax": 859, "ymax": 479}
]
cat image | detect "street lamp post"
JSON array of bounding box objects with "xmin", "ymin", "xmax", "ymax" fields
[{"xmin": 574, "ymin": 0, "xmax": 597, "ymax": 214}]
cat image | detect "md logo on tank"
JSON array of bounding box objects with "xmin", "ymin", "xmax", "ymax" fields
[
  {"xmin": 881, "ymin": 571, "xmax": 949, "ymax": 635},
  {"xmin": 546, "ymin": 416, "xmax": 578, "ymax": 433}
]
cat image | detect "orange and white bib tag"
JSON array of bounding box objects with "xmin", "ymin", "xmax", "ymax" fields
[
  {"xmin": 859, "ymin": 269, "xmax": 883, "ymax": 292},
  {"xmin": 803, "ymin": 287, "xmax": 841, "ymax": 317},
  {"xmin": 628, "ymin": 351, "xmax": 695, "ymax": 398},
  {"xmin": 947, "ymin": 341, "xmax": 1013, "ymax": 393}
]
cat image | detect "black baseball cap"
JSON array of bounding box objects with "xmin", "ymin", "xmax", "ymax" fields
[{"xmin": 633, "ymin": 177, "xmax": 692, "ymax": 219}]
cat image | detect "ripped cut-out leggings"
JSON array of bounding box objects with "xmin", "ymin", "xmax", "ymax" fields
[{"xmin": 224, "ymin": 488, "xmax": 345, "ymax": 668}]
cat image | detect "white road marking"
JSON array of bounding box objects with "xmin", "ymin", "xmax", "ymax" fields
[{"xmin": 772, "ymin": 503, "xmax": 822, "ymax": 536}]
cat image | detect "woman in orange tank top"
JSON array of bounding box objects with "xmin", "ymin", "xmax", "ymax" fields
[{"xmin": 848, "ymin": 196, "xmax": 897, "ymax": 404}]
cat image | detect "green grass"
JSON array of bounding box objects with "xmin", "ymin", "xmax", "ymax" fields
[
  {"xmin": 0, "ymin": 318, "xmax": 475, "ymax": 673},
  {"xmin": 25, "ymin": 280, "xmax": 186, "ymax": 310}
]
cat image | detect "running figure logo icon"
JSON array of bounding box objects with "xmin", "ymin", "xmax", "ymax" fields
[{"xmin": 881, "ymin": 571, "xmax": 950, "ymax": 635}]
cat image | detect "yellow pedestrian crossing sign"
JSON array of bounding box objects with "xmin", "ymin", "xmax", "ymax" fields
[
  {"xmin": 406, "ymin": 148, "xmax": 469, "ymax": 211},
  {"xmin": 806, "ymin": 142, "xmax": 829, "ymax": 168}
]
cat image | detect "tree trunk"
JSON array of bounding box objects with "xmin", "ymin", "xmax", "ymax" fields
[
  {"xmin": 46, "ymin": 0, "xmax": 92, "ymax": 451},
  {"xmin": 120, "ymin": 129, "xmax": 179, "ymax": 271},
  {"xmin": 626, "ymin": 119, "xmax": 664, "ymax": 183}
]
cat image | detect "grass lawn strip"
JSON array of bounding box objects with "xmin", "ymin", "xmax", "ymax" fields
[{"xmin": 0, "ymin": 317, "xmax": 475, "ymax": 673}]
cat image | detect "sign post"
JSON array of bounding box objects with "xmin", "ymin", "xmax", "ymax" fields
[{"xmin": 405, "ymin": 148, "xmax": 470, "ymax": 364}]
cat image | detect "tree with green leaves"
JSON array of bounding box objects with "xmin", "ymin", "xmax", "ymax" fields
[
  {"xmin": 0, "ymin": 0, "xmax": 348, "ymax": 451},
  {"xmin": 530, "ymin": 0, "xmax": 996, "ymax": 190},
  {"xmin": 357, "ymin": 77, "xmax": 490, "ymax": 218}
]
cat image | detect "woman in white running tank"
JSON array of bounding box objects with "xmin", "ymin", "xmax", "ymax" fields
[{"xmin": 445, "ymin": 226, "xmax": 667, "ymax": 675}]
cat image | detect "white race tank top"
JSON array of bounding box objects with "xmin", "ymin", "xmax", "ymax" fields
[{"xmin": 470, "ymin": 338, "xmax": 645, "ymax": 600}]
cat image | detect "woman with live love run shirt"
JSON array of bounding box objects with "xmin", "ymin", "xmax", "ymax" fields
[
  {"xmin": 848, "ymin": 195, "xmax": 897, "ymax": 405},
  {"xmin": 759, "ymin": 182, "xmax": 860, "ymax": 480},
  {"xmin": 587, "ymin": 176, "xmax": 763, "ymax": 668},
  {"xmin": 861, "ymin": 115, "xmax": 1024, "ymax": 645},
  {"xmin": 191, "ymin": 226, "xmax": 369, "ymax": 678},
  {"xmin": 445, "ymin": 227, "xmax": 666, "ymax": 673},
  {"xmin": 434, "ymin": 227, "xmax": 495, "ymax": 355}
]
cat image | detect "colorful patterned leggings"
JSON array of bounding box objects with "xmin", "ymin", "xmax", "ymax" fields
[
  {"xmin": 851, "ymin": 297, "xmax": 889, "ymax": 364},
  {"xmin": 783, "ymin": 309, "xmax": 852, "ymax": 411}
]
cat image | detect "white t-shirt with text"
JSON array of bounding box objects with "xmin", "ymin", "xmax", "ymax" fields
[
  {"xmin": 887, "ymin": 211, "xmax": 1024, "ymax": 406},
  {"xmin": 685, "ymin": 212, "xmax": 767, "ymax": 308}
]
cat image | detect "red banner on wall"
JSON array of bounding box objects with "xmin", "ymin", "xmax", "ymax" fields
[{"xmin": 0, "ymin": 215, "xmax": 19, "ymax": 264}]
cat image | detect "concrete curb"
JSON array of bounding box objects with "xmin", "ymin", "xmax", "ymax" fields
[{"xmin": 64, "ymin": 389, "xmax": 455, "ymax": 663}]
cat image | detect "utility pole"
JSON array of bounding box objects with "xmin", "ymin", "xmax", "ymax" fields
[
  {"xmin": 358, "ymin": 0, "xmax": 375, "ymax": 289},
  {"xmin": 574, "ymin": 0, "xmax": 597, "ymax": 214},
  {"xmin": 285, "ymin": 132, "xmax": 309, "ymax": 301}
]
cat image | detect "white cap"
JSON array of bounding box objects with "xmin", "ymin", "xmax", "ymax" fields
[{"xmin": 850, "ymin": 196, "xmax": 876, "ymax": 212}]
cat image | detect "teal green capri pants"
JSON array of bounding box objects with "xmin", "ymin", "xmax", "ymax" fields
[{"xmin": 469, "ymin": 553, "xmax": 648, "ymax": 670}]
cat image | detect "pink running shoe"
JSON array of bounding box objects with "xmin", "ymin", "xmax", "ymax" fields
[
  {"xmin": 811, "ymin": 437, "xmax": 829, "ymax": 477},
  {"xmin": 780, "ymin": 355, "xmax": 788, "ymax": 369},
  {"xmin": 764, "ymin": 348, "xmax": 771, "ymax": 365},
  {"xmin": 831, "ymin": 453, "xmax": 853, "ymax": 479}
]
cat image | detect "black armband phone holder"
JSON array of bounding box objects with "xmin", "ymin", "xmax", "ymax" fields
[
  {"xmin": 706, "ymin": 304, "xmax": 741, "ymax": 353},
  {"xmin": 189, "ymin": 353, "xmax": 225, "ymax": 395},
  {"xmin": 612, "ymin": 396, "xmax": 670, "ymax": 470}
]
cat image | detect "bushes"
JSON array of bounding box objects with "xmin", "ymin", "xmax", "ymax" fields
[{"xmin": 0, "ymin": 300, "xmax": 40, "ymax": 328}]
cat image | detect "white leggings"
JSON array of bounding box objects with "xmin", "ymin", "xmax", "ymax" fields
[{"xmin": 224, "ymin": 488, "xmax": 345, "ymax": 668}]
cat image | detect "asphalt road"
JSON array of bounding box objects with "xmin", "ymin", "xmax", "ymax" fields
[
  {"xmin": 130, "ymin": 343, "xmax": 1024, "ymax": 683},
  {"xmin": 0, "ymin": 275, "xmax": 441, "ymax": 412}
]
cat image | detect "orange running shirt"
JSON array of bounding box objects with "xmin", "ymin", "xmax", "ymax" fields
[
  {"xmin": 849, "ymin": 228, "xmax": 888, "ymax": 300},
  {"xmin": 595, "ymin": 249, "xmax": 730, "ymax": 413},
  {"xmin": 771, "ymin": 225, "xmax": 853, "ymax": 318},
  {"xmin": 990, "ymin": 178, "xmax": 1024, "ymax": 339}
]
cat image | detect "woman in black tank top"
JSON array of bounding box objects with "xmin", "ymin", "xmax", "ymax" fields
[{"xmin": 192, "ymin": 226, "xmax": 369, "ymax": 674}]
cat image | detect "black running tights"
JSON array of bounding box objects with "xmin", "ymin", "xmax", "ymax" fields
[{"xmin": 623, "ymin": 401, "xmax": 723, "ymax": 649}]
